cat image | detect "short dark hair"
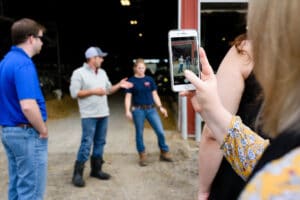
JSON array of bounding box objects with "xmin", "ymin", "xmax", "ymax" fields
[{"xmin": 11, "ymin": 18, "xmax": 46, "ymax": 45}]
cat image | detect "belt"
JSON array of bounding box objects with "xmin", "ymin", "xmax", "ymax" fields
[
  {"xmin": 17, "ymin": 124, "xmax": 33, "ymax": 128},
  {"xmin": 133, "ymin": 104, "xmax": 155, "ymax": 109}
]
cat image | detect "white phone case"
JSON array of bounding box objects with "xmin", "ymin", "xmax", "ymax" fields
[{"xmin": 168, "ymin": 29, "xmax": 200, "ymax": 92}]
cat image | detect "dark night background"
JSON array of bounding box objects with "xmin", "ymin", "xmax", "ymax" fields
[
  {"xmin": 0, "ymin": 1, "xmax": 247, "ymax": 95},
  {"xmin": 1, "ymin": 1, "xmax": 177, "ymax": 64},
  {"xmin": 0, "ymin": 0, "xmax": 178, "ymax": 93}
]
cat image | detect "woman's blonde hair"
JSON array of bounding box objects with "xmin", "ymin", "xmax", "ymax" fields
[
  {"xmin": 133, "ymin": 58, "xmax": 145, "ymax": 68},
  {"xmin": 248, "ymin": 0, "xmax": 300, "ymax": 137}
]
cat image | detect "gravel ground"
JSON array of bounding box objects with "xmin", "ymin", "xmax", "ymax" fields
[{"xmin": 0, "ymin": 92, "xmax": 199, "ymax": 200}]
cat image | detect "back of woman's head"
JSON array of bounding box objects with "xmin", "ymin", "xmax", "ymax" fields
[{"xmin": 248, "ymin": 0, "xmax": 300, "ymax": 137}]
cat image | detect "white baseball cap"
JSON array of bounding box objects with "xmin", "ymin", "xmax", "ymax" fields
[{"xmin": 85, "ymin": 46, "xmax": 108, "ymax": 58}]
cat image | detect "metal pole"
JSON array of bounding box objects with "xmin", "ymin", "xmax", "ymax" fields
[
  {"xmin": 195, "ymin": 112, "xmax": 202, "ymax": 141},
  {"xmin": 178, "ymin": 0, "xmax": 188, "ymax": 140},
  {"xmin": 0, "ymin": 0, "xmax": 4, "ymax": 16},
  {"xmin": 56, "ymin": 23, "xmax": 62, "ymax": 90},
  {"xmin": 181, "ymin": 96, "xmax": 188, "ymax": 139},
  {"xmin": 178, "ymin": 0, "xmax": 181, "ymax": 29}
]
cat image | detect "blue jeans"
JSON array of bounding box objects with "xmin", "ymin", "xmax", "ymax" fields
[
  {"xmin": 1, "ymin": 126, "xmax": 48, "ymax": 200},
  {"xmin": 76, "ymin": 117, "xmax": 108, "ymax": 162},
  {"xmin": 132, "ymin": 108, "xmax": 169, "ymax": 153},
  {"xmin": 178, "ymin": 63, "xmax": 184, "ymax": 73}
]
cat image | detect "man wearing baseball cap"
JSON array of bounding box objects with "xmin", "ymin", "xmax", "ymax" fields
[
  {"xmin": 85, "ymin": 46, "xmax": 108, "ymax": 58},
  {"xmin": 69, "ymin": 46, "xmax": 133, "ymax": 187}
]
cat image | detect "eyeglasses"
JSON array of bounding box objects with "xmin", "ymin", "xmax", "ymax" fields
[{"xmin": 33, "ymin": 35, "xmax": 44, "ymax": 41}]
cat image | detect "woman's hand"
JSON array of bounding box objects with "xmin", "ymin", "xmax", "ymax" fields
[
  {"xmin": 159, "ymin": 106, "xmax": 168, "ymax": 118},
  {"xmin": 181, "ymin": 48, "xmax": 232, "ymax": 144},
  {"xmin": 181, "ymin": 48, "xmax": 220, "ymax": 116},
  {"xmin": 125, "ymin": 111, "xmax": 132, "ymax": 120}
]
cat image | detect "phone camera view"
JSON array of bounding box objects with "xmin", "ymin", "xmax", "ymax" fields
[{"xmin": 171, "ymin": 36, "xmax": 199, "ymax": 85}]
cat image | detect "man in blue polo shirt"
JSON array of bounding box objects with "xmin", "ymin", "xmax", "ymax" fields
[{"xmin": 0, "ymin": 18, "xmax": 48, "ymax": 200}]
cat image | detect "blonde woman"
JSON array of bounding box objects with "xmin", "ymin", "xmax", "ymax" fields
[
  {"xmin": 198, "ymin": 34, "xmax": 266, "ymax": 200},
  {"xmin": 124, "ymin": 58, "xmax": 173, "ymax": 166},
  {"xmin": 184, "ymin": 0, "xmax": 300, "ymax": 199}
]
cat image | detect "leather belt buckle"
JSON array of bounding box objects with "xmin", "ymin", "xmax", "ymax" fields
[
  {"xmin": 134, "ymin": 104, "xmax": 155, "ymax": 109},
  {"xmin": 17, "ymin": 124, "xmax": 33, "ymax": 128}
]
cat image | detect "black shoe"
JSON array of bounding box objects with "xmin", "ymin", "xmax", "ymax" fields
[
  {"xmin": 90, "ymin": 156, "xmax": 111, "ymax": 180},
  {"xmin": 90, "ymin": 170, "xmax": 111, "ymax": 180},
  {"xmin": 72, "ymin": 161, "xmax": 85, "ymax": 187}
]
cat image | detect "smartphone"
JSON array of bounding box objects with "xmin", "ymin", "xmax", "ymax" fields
[{"xmin": 168, "ymin": 29, "xmax": 200, "ymax": 92}]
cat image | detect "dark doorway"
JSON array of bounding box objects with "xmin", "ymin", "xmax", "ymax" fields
[{"xmin": 200, "ymin": 2, "xmax": 248, "ymax": 72}]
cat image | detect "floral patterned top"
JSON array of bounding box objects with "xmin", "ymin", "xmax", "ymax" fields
[{"xmin": 221, "ymin": 116, "xmax": 300, "ymax": 199}]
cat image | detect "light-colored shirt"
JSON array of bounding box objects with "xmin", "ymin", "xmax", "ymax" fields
[
  {"xmin": 69, "ymin": 63, "xmax": 112, "ymax": 118},
  {"xmin": 222, "ymin": 116, "xmax": 300, "ymax": 199}
]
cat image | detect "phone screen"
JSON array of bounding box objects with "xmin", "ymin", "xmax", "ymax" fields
[{"xmin": 170, "ymin": 36, "xmax": 200, "ymax": 86}]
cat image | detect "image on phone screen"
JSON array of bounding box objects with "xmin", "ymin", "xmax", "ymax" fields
[{"xmin": 170, "ymin": 36, "xmax": 200, "ymax": 86}]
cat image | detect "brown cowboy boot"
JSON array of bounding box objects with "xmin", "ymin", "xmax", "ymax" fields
[
  {"xmin": 139, "ymin": 152, "xmax": 148, "ymax": 166},
  {"xmin": 160, "ymin": 150, "xmax": 173, "ymax": 162}
]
